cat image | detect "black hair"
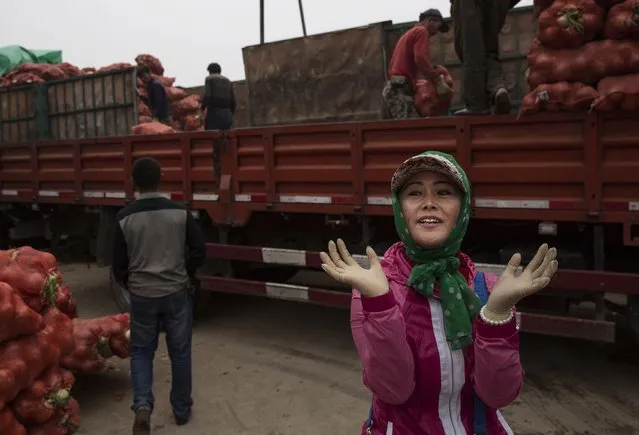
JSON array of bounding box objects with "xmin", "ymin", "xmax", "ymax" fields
[
  {"xmin": 132, "ymin": 157, "xmax": 161, "ymax": 191},
  {"xmin": 207, "ymin": 62, "xmax": 221, "ymax": 74},
  {"xmin": 419, "ymin": 11, "xmax": 428, "ymax": 21}
]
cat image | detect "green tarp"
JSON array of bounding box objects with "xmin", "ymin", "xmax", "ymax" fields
[{"xmin": 0, "ymin": 45, "xmax": 63, "ymax": 77}]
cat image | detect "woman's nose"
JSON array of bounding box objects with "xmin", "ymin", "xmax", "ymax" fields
[{"xmin": 421, "ymin": 194, "xmax": 437, "ymax": 209}]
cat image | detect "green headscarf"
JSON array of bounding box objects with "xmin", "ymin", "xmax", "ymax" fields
[{"xmin": 391, "ymin": 150, "xmax": 482, "ymax": 350}]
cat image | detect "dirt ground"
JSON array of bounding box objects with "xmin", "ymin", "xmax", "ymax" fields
[{"xmin": 60, "ymin": 263, "xmax": 639, "ymax": 435}]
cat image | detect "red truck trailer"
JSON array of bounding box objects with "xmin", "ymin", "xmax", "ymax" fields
[{"xmin": 1, "ymin": 110, "xmax": 639, "ymax": 344}]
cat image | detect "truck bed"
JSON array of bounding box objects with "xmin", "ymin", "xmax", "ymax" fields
[{"xmin": 1, "ymin": 111, "xmax": 638, "ymax": 228}]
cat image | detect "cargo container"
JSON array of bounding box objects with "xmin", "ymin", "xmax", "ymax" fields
[{"xmin": 0, "ymin": 67, "xmax": 137, "ymax": 143}]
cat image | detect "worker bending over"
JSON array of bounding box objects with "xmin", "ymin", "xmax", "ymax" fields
[
  {"xmin": 138, "ymin": 67, "xmax": 170, "ymax": 124},
  {"xmin": 451, "ymin": 0, "xmax": 520, "ymax": 115},
  {"xmin": 383, "ymin": 9, "xmax": 452, "ymax": 120},
  {"xmin": 200, "ymin": 63, "xmax": 236, "ymax": 130}
]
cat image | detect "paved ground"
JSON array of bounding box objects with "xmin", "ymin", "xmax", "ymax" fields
[{"xmin": 60, "ymin": 263, "xmax": 639, "ymax": 435}]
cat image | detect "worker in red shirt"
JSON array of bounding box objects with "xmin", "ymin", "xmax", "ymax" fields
[
  {"xmin": 383, "ymin": 9, "xmax": 452, "ymax": 120},
  {"xmin": 451, "ymin": 0, "xmax": 520, "ymax": 115}
]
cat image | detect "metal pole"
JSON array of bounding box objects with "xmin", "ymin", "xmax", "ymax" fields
[
  {"xmin": 298, "ymin": 0, "xmax": 307, "ymax": 37},
  {"xmin": 260, "ymin": 0, "xmax": 265, "ymax": 43}
]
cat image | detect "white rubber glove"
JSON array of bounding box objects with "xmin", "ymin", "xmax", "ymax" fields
[
  {"xmin": 320, "ymin": 239, "xmax": 389, "ymax": 298},
  {"xmin": 435, "ymin": 75, "xmax": 453, "ymax": 96},
  {"xmin": 484, "ymin": 243, "xmax": 559, "ymax": 321}
]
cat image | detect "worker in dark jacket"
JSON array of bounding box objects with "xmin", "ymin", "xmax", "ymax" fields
[
  {"xmin": 451, "ymin": 0, "xmax": 520, "ymax": 115},
  {"xmin": 382, "ymin": 9, "xmax": 452, "ymax": 119},
  {"xmin": 138, "ymin": 67, "xmax": 170, "ymax": 123},
  {"xmin": 200, "ymin": 63, "xmax": 236, "ymax": 130},
  {"xmin": 112, "ymin": 157, "xmax": 205, "ymax": 435}
]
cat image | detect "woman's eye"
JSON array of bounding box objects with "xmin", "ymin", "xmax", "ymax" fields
[
  {"xmin": 408, "ymin": 190, "xmax": 421, "ymax": 196},
  {"xmin": 438, "ymin": 189, "xmax": 452, "ymax": 196}
]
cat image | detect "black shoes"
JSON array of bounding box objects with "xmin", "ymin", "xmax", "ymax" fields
[
  {"xmin": 175, "ymin": 409, "xmax": 192, "ymax": 426},
  {"xmin": 133, "ymin": 408, "xmax": 151, "ymax": 435}
]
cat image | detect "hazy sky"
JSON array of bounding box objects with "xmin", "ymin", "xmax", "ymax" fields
[{"xmin": 1, "ymin": 0, "xmax": 532, "ymax": 87}]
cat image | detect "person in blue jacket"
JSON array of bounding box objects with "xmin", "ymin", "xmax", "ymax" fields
[{"xmin": 138, "ymin": 66, "xmax": 170, "ymax": 124}]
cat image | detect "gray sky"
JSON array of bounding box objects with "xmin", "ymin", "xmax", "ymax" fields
[{"xmin": 1, "ymin": 0, "xmax": 532, "ymax": 87}]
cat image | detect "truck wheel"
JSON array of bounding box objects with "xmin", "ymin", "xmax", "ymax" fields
[{"xmin": 109, "ymin": 267, "xmax": 131, "ymax": 313}]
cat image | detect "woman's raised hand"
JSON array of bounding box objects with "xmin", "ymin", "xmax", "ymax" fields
[
  {"xmin": 484, "ymin": 243, "xmax": 559, "ymax": 320},
  {"xmin": 320, "ymin": 239, "xmax": 389, "ymax": 298}
]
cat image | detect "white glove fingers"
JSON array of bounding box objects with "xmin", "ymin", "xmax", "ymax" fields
[
  {"xmin": 328, "ymin": 240, "xmax": 348, "ymax": 269},
  {"xmin": 320, "ymin": 251, "xmax": 339, "ymax": 271},
  {"xmin": 337, "ymin": 239, "xmax": 358, "ymax": 267},
  {"xmin": 503, "ymin": 253, "xmax": 522, "ymax": 277},
  {"xmin": 532, "ymin": 246, "xmax": 557, "ymax": 278},
  {"xmin": 525, "ymin": 243, "xmax": 549, "ymax": 275},
  {"xmin": 365, "ymin": 246, "xmax": 381, "ymax": 269},
  {"xmin": 542, "ymin": 259, "xmax": 559, "ymax": 279}
]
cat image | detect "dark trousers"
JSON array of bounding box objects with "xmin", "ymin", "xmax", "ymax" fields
[
  {"xmin": 130, "ymin": 289, "xmax": 193, "ymax": 421},
  {"xmin": 205, "ymin": 108, "xmax": 233, "ymax": 130},
  {"xmin": 452, "ymin": 0, "xmax": 511, "ymax": 111}
]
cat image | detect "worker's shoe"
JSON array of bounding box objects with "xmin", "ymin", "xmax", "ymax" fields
[
  {"xmin": 132, "ymin": 408, "xmax": 151, "ymax": 435},
  {"xmin": 493, "ymin": 88, "xmax": 512, "ymax": 115},
  {"xmin": 175, "ymin": 409, "xmax": 191, "ymax": 426},
  {"xmin": 454, "ymin": 108, "xmax": 490, "ymax": 116}
]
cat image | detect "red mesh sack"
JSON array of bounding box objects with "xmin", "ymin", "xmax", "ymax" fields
[
  {"xmin": 0, "ymin": 282, "xmax": 44, "ymax": 342},
  {"xmin": 172, "ymin": 95, "xmax": 200, "ymax": 117},
  {"xmin": 0, "ymin": 407, "xmax": 26, "ymax": 435},
  {"xmin": 0, "ymin": 309, "xmax": 73, "ymax": 409},
  {"xmin": 135, "ymin": 54, "xmax": 164, "ymax": 76},
  {"xmin": 182, "ymin": 114, "xmax": 203, "ymax": 131},
  {"xmin": 604, "ymin": 0, "xmax": 639, "ymax": 39},
  {"xmin": 167, "ymin": 87, "xmax": 189, "ymax": 102},
  {"xmin": 3, "ymin": 73, "xmax": 45, "ymax": 88},
  {"xmin": 98, "ymin": 62, "xmax": 133, "ymax": 73},
  {"xmin": 596, "ymin": 0, "xmax": 625, "ymax": 7},
  {"xmin": 521, "ymin": 82, "xmax": 598, "ymax": 114},
  {"xmin": 537, "ymin": 0, "xmax": 604, "ymax": 49},
  {"xmin": 11, "ymin": 365, "xmax": 75, "ymax": 425},
  {"xmin": 27, "ymin": 398, "xmax": 79, "ymax": 435},
  {"xmin": 138, "ymin": 101, "xmax": 151, "ymax": 117},
  {"xmin": 413, "ymin": 66, "xmax": 454, "ymax": 117},
  {"xmin": 527, "ymin": 39, "xmax": 639, "ymax": 87},
  {"xmin": 56, "ymin": 63, "xmax": 82, "ymax": 77},
  {"xmin": 153, "ymin": 75, "xmax": 175, "ymax": 87},
  {"xmin": 60, "ymin": 320, "xmax": 108, "ymax": 373},
  {"xmin": 131, "ymin": 122, "xmax": 176, "ymax": 136},
  {"xmin": 592, "ymin": 72, "xmax": 639, "ymax": 110}
]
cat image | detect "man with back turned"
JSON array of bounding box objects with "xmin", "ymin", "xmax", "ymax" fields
[
  {"xmin": 200, "ymin": 62, "xmax": 236, "ymax": 130},
  {"xmin": 112, "ymin": 157, "xmax": 205, "ymax": 435}
]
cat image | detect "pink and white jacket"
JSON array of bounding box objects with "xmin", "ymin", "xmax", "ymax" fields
[{"xmin": 351, "ymin": 243, "xmax": 523, "ymax": 435}]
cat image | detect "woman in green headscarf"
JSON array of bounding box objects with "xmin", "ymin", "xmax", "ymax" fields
[{"xmin": 321, "ymin": 150, "xmax": 558, "ymax": 435}]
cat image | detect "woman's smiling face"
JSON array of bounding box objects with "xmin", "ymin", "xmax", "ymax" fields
[{"xmin": 399, "ymin": 170, "xmax": 462, "ymax": 248}]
